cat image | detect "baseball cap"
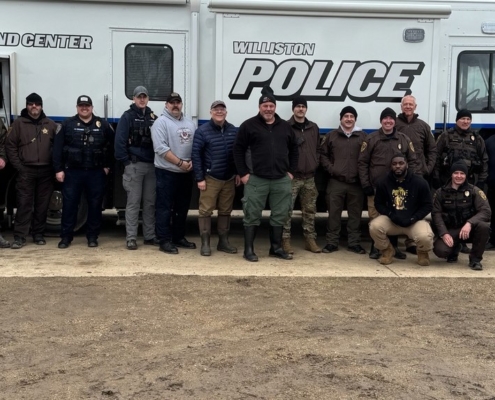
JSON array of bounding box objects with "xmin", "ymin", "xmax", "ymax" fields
[
  {"xmin": 133, "ymin": 86, "xmax": 149, "ymax": 97},
  {"xmin": 210, "ymin": 100, "xmax": 226, "ymax": 109},
  {"xmin": 166, "ymin": 92, "xmax": 182, "ymax": 102},
  {"xmin": 77, "ymin": 95, "xmax": 93, "ymax": 106}
]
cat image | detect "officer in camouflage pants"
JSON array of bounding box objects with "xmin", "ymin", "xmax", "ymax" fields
[{"xmin": 282, "ymin": 96, "xmax": 321, "ymax": 253}]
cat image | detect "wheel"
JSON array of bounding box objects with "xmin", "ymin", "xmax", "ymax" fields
[{"xmin": 44, "ymin": 190, "xmax": 88, "ymax": 237}]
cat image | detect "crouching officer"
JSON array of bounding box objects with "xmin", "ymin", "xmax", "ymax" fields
[
  {"xmin": 432, "ymin": 160, "xmax": 491, "ymax": 271},
  {"xmin": 53, "ymin": 95, "xmax": 114, "ymax": 248}
]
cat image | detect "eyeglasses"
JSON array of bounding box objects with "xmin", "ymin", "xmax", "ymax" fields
[{"xmin": 27, "ymin": 102, "xmax": 42, "ymax": 107}]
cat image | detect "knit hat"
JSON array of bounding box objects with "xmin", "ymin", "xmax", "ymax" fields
[
  {"xmin": 340, "ymin": 106, "xmax": 357, "ymax": 120},
  {"xmin": 450, "ymin": 160, "xmax": 468, "ymax": 175},
  {"xmin": 26, "ymin": 93, "xmax": 42, "ymax": 106},
  {"xmin": 259, "ymin": 86, "xmax": 276, "ymax": 105},
  {"xmin": 292, "ymin": 96, "xmax": 307, "ymax": 110},
  {"xmin": 456, "ymin": 109, "xmax": 472, "ymax": 121},
  {"xmin": 380, "ymin": 107, "xmax": 396, "ymax": 121}
]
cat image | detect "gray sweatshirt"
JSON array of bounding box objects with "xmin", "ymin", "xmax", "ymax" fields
[{"xmin": 151, "ymin": 108, "xmax": 196, "ymax": 172}]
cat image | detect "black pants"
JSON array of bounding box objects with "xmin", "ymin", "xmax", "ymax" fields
[
  {"xmin": 61, "ymin": 168, "xmax": 106, "ymax": 241},
  {"xmin": 433, "ymin": 223, "xmax": 490, "ymax": 261},
  {"xmin": 14, "ymin": 165, "xmax": 53, "ymax": 238}
]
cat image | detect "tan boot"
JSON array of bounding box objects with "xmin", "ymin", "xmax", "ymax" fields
[
  {"xmin": 282, "ymin": 238, "xmax": 293, "ymax": 254},
  {"xmin": 378, "ymin": 243, "xmax": 394, "ymax": 265},
  {"xmin": 305, "ymin": 237, "xmax": 322, "ymax": 253},
  {"xmin": 417, "ymin": 251, "xmax": 430, "ymax": 266}
]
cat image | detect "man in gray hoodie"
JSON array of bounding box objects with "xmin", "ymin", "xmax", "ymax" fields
[{"xmin": 151, "ymin": 92, "xmax": 197, "ymax": 254}]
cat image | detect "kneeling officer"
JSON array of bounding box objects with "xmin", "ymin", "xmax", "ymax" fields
[{"xmin": 432, "ymin": 160, "xmax": 491, "ymax": 270}]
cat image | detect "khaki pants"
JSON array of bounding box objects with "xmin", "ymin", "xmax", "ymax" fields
[
  {"xmin": 367, "ymin": 195, "xmax": 380, "ymax": 220},
  {"xmin": 369, "ymin": 215, "xmax": 434, "ymax": 252},
  {"xmin": 198, "ymin": 175, "xmax": 235, "ymax": 217}
]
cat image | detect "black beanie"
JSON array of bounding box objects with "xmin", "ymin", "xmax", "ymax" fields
[
  {"xmin": 26, "ymin": 92, "xmax": 43, "ymax": 106},
  {"xmin": 292, "ymin": 96, "xmax": 307, "ymax": 110},
  {"xmin": 380, "ymin": 107, "xmax": 396, "ymax": 121},
  {"xmin": 450, "ymin": 160, "xmax": 468, "ymax": 175},
  {"xmin": 259, "ymin": 86, "xmax": 276, "ymax": 105},
  {"xmin": 456, "ymin": 109, "xmax": 472, "ymax": 121},
  {"xmin": 340, "ymin": 106, "xmax": 358, "ymax": 120}
]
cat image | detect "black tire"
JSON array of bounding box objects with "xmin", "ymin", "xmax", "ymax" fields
[{"xmin": 45, "ymin": 190, "xmax": 88, "ymax": 237}]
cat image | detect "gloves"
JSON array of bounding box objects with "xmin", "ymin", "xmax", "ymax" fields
[{"xmin": 363, "ymin": 186, "xmax": 374, "ymax": 197}]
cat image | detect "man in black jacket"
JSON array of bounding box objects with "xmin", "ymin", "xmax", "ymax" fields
[
  {"xmin": 432, "ymin": 160, "xmax": 491, "ymax": 271},
  {"xmin": 114, "ymin": 86, "xmax": 158, "ymax": 250},
  {"xmin": 233, "ymin": 86, "xmax": 298, "ymax": 262},
  {"xmin": 369, "ymin": 154, "xmax": 434, "ymax": 266}
]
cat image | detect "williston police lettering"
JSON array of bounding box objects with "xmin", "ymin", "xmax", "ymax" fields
[
  {"xmin": 229, "ymin": 58, "xmax": 425, "ymax": 103},
  {"xmin": 0, "ymin": 32, "xmax": 93, "ymax": 49}
]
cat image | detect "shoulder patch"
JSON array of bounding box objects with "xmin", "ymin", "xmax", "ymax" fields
[
  {"xmin": 479, "ymin": 190, "xmax": 487, "ymax": 201},
  {"xmin": 360, "ymin": 141, "xmax": 367, "ymax": 153},
  {"xmin": 409, "ymin": 141, "xmax": 415, "ymax": 152}
]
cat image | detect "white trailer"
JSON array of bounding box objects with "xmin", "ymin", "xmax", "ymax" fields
[{"xmin": 1, "ymin": 0, "xmax": 495, "ymax": 226}]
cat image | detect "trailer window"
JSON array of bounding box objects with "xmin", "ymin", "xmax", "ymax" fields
[
  {"xmin": 457, "ymin": 52, "xmax": 494, "ymax": 113},
  {"xmin": 125, "ymin": 44, "xmax": 173, "ymax": 101}
]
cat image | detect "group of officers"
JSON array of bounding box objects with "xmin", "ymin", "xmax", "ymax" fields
[{"xmin": 0, "ymin": 86, "xmax": 493, "ymax": 271}]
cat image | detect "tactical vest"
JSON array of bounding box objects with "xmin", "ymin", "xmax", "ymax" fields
[
  {"xmin": 128, "ymin": 112, "xmax": 155, "ymax": 148},
  {"xmin": 440, "ymin": 186, "xmax": 476, "ymax": 229},
  {"xmin": 441, "ymin": 129, "xmax": 482, "ymax": 176},
  {"xmin": 63, "ymin": 117, "xmax": 108, "ymax": 168}
]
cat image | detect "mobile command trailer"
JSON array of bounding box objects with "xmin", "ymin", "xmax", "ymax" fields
[{"xmin": 1, "ymin": 0, "xmax": 495, "ymax": 231}]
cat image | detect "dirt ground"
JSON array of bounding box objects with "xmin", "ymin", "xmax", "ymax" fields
[{"xmin": 1, "ymin": 213, "xmax": 495, "ymax": 399}]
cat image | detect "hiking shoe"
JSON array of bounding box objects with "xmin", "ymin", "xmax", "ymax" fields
[
  {"xmin": 33, "ymin": 234, "xmax": 46, "ymax": 245},
  {"xmin": 160, "ymin": 241, "xmax": 179, "ymax": 254},
  {"xmin": 88, "ymin": 238, "xmax": 98, "ymax": 248},
  {"xmin": 0, "ymin": 235, "xmax": 10, "ymax": 248},
  {"xmin": 143, "ymin": 237, "xmax": 160, "ymax": 246},
  {"xmin": 322, "ymin": 244, "xmax": 338, "ymax": 253},
  {"xmin": 127, "ymin": 239, "xmax": 138, "ymax": 250},
  {"xmin": 348, "ymin": 245, "xmax": 366, "ymax": 254},
  {"xmin": 11, "ymin": 236, "xmax": 26, "ymax": 249},
  {"xmin": 58, "ymin": 239, "xmax": 71, "ymax": 249},
  {"xmin": 468, "ymin": 260, "xmax": 483, "ymax": 271},
  {"xmin": 173, "ymin": 238, "xmax": 196, "ymax": 249}
]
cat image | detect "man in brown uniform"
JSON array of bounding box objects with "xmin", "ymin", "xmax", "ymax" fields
[
  {"xmin": 395, "ymin": 95, "xmax": 437, "ymax": 254},
  {"xmin": 282, "ymin": 96, "xmax": 321, "ymax": 254},
  {"xmin": 358, "ymin": 107, "xmax": 420, "ymax": 258},
  {"xmin": 320, "ymin": 106, "xmax": 367, "ymax": 254},
  {"xmin": 6, "ymin": 93, "xmax": 58, "ymax": 249},
  {"xmin": 0, "ymin": 118, "xmax": 10, "ymax": 248}
]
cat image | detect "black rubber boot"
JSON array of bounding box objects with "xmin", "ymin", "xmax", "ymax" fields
[
  {"xmin": 369, "ymin": 240, "xmax": 380, "ymax": 259},
  {"xmin": 217, "ymin": 215, "xmax": 237, "ymax": 254},
  {"xmin": 269, "ymin": 226, "xmax": 293, "ymax": 260},
  {"xmin": 198, "ymin": 217, "xmax": 211, "ymax": 256},
  {"xmin": 243, "ymin": 225, "xmax": 258, "ymax": 262}
]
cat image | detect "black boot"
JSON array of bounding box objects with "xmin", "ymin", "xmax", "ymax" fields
[
  {"xmin": 389, "ymin": 235, "xmax": 406, "ymax": 259},
  {"xmin": 269, "ymin": 226, "xmax": 293, "ymax": 260},
  {"xmin": 243, "ymin": 225, "xmax": 258, "ymax": 262},
  {"xmin": 369, "ymin": 240, "xmax": 380, "ymax": 259},
  {"xmin": 217, "ymin": 215, "xmax": 237, "ymax": 254},
  {"xmin": 198, "ymin": 217, "xmax": 211, "ymax": 256}
]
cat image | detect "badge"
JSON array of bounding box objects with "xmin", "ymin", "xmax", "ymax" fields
[
  {"xmin": 77, "ymin": 123, "xmax": 80, "ymax": 126},
  {"xmin": 471, "ymin": 135, "xmax": 475, "ymax": 141},
  {"xmin": 409, "ymin": 142, "xmax": 415, "ymax": 152},
  {"xmin": 360, "ymin": 141, "xmax": 367, "ymax": 153},
  {"xmin": 465, "ymin": 190, "xmax": 470, "ymax": 197},
  {"xmin": 479, "ymin": 190, "xmax": 487, "ymax": 200},
  {"xmin": 42, "ymin": 128, "xmax": 48, "ymax": 134},
  {"xmin": 398, "ymin": 143, "xmax": 402, "ymax": 150},
  {"xmin": 96, "ymin": 121, "xmax": 101, "ymax": 128}
]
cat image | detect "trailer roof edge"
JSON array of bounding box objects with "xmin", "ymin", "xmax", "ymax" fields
[{"xmin": 208, "ymin": 0, "xmax": 452, "ymax": 19}]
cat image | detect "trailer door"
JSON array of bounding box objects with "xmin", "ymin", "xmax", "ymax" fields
[
  {"xmin": 111, "ymin": 30, "xmax": 187, "ymax": 121},
  {"xmin": 0, "ymin": 55, "xmax": 13, "ymax": 127}
]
